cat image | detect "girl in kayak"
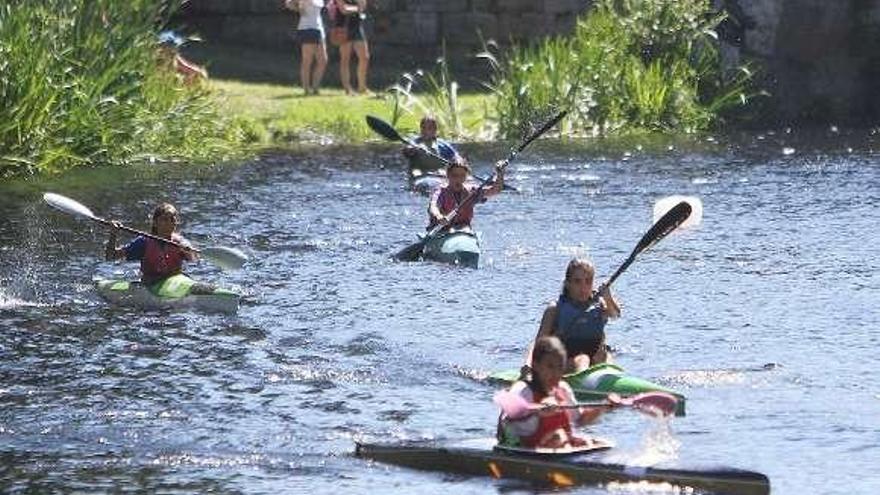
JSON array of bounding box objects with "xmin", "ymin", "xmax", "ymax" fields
[
  {"xmin": 105, "ymin": 203, "xmax": 197, "ymax": 286},
  {"xmin": 427, "ymin": 158, "xmax": 504, "ymax": 231},
  {"xmin": 528, "ymin": 258, "xmax": 621, "ymax": 373},
  {"xmin": 498, "ymin": 336, "xmax": 603, "ymax": 449}
]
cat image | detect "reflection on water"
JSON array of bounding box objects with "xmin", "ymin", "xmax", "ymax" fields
[{"xmin": 1, "ymin": 131, "xmax": 879, "ymax": 494}]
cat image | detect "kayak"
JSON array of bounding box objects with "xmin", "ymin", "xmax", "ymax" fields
[
  {"xmin": 355, "ymin": 438, "xmax": 770, "ymax": 495},
  {"xmin": 94, "ymin": 273, "xmax": 239, "ymax": 314},
  {"xmin": 422, "ymin": 230, "xmax": 481, "ymax": 268},
  {"xmin": 406, "ymin": 151, "xmax": 447, "ymax": 176},
  {"xmin": 410, "ymin": 173, "xmax": 445, "ymax": 195},
  {"xmin": 489, "ymin": 362, "xmax": 686, "ymax": 416}
]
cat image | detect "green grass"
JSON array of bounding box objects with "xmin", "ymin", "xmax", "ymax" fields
[{"xmin": 211, "ymin": 80, "xmax": 494, "ymax": 145}]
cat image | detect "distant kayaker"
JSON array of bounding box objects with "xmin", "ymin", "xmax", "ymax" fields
[
  {"xmin": 427, "ymin": 158, "xmax": 504, "ymax": 231},
  {"xmin": 498, "ymin": 336, "xmax": 604, "ymax": 449},
  {"xmin": 403, "ymin": 115, "xmax": 461, "ymax": 177},
  {"xmin": 527, "ymin": 258, "xmax": 621, "ymax": 373},
  {"xmin": 105, "ymin": 203, "xmax": 198, "ymax": 286}
]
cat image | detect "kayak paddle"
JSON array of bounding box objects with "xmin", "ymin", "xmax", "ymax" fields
[
  {"xmin": 590, "ymin": 200, "xmax": 692, "ymax": 302},
  {"xmin": 43, "ymin": 192, "xmax": 248, "ymax": 271},
  {"xmin": 365, "ymin": 115, "xmax": 518, "ymax": 192},
  {"xmin": 393, "ymin": 109, "xmax": 568, "ymax": 262},
  {"xmin": 493, "ymin": 389, "xmax": 678, "ymax": 420}
]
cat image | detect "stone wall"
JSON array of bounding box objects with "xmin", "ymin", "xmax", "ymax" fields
[{"xmin": 732, "ymin": 0, "xmax": 880, "ymax": 124}]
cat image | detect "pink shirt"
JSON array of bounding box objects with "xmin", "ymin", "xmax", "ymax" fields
[{"xmin": 428, "ymin": 184, "xmax": 485, "ymax": 229}]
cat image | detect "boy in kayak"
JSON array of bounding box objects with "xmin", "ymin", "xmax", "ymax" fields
[
  {"xmin": 105, "ymin": 203, "xmax": 198, "ymax": 286},
  {"xmin": 498, "ymin": 336, "xmax": 604, "ymax": 449},
  {"xmin": 427, "ymin": 158, "xmax": 504, "ymax": 231},
  {"xmin": 527, "ymin": 258, "xmax": 621, "ymax": 373},
  {"xmin": 402, "ymin": 115, "xmax": 461, "ymax": 173}
]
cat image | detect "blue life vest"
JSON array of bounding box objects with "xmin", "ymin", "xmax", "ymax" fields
[{"xmin": 554, "ymin": 294, "xmax": 606, "ymax": 358}]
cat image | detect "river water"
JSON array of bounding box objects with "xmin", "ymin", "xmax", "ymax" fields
[{"xmin": 1, "ymin": 131, "xmax": 878, "ymax": 494}]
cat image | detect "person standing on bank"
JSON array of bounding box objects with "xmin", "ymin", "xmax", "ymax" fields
[
  {"xmin": 286, "ymin": 0, "xmax": 328, "ymax": 95},
  {"xmin": 329, "ymin": 0, "xmax": 369, "ymax": 94}
]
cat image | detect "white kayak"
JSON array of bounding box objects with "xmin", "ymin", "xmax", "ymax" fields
[{"xmin": 95, "ymin": 273, "xmax": 239, "ymax": 314}]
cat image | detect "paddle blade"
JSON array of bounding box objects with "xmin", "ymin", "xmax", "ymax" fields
[
  {"xmin": 200, "ymin": 246, "xmax": 248, "ymax": 271},
  {"xmin": 366, "ymin": 115, "xmax": 404, "ymax": 143},
  {"xmin": 611, "ymin": 391, "xmax": 678, "ymax": 418},
  {"xmin": 43, "ymin": 192, "xmax": 96, "ymax": 220},
  {"xmin": 493, "ymin": 390, "xmax": 536, "ymax": 420},
  {"xmin": 633, "ymin": 201, "xmax": 692, "ymax": 255},
  {"xmin": 513, "ymin": 109, "xmax": 569, "ymax": 156},
  {"xmin": 393, "ymin": 239, "xmax": 426, "ymax": 262}
]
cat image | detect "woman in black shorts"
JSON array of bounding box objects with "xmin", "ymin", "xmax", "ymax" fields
[{"xmin": 331, "ymin": 0, "xmax": 369, "ymax": 94}]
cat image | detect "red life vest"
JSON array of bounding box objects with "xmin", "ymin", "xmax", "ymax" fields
[
  {"xmin": 428, "ymin": 184, "xmax": 478, "ymax": 229},
  {"xmin": 141, "ymin": 235, "xmax": 188, "ymax": 285},
  {"xmin": 520, "ymin": 387, "xmax": 574, "ymax": 448}
]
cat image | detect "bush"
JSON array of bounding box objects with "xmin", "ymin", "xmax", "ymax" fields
[
  {"xmin": 481, "ymin": 0, "xmax": 756, "ymax": 139},
  {"xmin": 0, "ymin": 0, "xmax": 245, "ymax": 178}
]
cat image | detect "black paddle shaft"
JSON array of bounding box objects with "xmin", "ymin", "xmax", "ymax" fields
[{"xmin": 592, "ymin": 201, "xmax": 692, "ymax": 301}]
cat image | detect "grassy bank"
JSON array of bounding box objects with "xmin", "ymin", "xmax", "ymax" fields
[{"xmin": 211, "ymin": 80, "xmax": 494, "ymax": 145}]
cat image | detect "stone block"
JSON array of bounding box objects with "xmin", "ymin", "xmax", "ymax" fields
[
  {"xmin": 377, "ymin": 12, "xmax": 440, "ymax": 45},
  {"xmin": 440, "ymin": 12, "xmax": 498, "ymax": 45},
  {"xmin": 406, "ymin": 0, "xmax": 467, "ymax": 13},
  {"xmin": 541, "ymin": 0, "xmax": 583, "ymax": 14}
]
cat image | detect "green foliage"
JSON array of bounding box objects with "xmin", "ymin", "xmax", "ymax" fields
[
  {"xmin": 482, "ymin": 0, "xmax": 756, "ymax": 138},
  {"xmin": 385, "ymin": 43, "xmax": 482, "ymax": 140},
  {"xmin": 0, "ymin": 0, "xmax": 246, "ymax": 178}
]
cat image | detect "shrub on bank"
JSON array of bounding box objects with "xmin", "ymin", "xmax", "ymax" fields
[
  {"xmin": 482, "ymin": 0, "xmax": 755, "ymax": 139},
  {"xmin": 0, "ymin": 0, "xmax": 246, "ymax": 178}
]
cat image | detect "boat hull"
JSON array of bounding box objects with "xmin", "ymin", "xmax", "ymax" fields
[
  {"xmin": 355, "ymin": 438, "xmax": 770, "ymax": 495},
  {"xmin": 490, "ymin": 362, "xmax": 686, "ymax": 416},
  {"xmin": 95, "ymin": 274, "xmax": 239, "ymax": 314},
  {"xmin": 422, "ymin": 231, "xmax": 481, "ymax": 268}
]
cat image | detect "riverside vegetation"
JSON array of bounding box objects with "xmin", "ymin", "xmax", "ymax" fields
[{"xmin": 1, "ymin": 0, "xmax": 754, "ymax": 179}]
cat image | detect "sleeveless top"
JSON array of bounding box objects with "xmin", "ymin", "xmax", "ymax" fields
[
  {"xmin": 554, "ymin": 294, "xmax": 607, "ymax": 358},
  {"xmin": 427, "ymin": 184, "xmax": 481, "ymax": 229}
]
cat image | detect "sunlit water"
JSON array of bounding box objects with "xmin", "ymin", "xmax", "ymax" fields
[{"xmin": 1, "ymin": 131, "xmax": 878, "ymax": 494}]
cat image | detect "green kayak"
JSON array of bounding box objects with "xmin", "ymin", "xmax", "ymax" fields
[
  {"xmin": 422, "ymin": 230, "xmax": 481, "ymax": 268},
  {"xmin": 95, "ymin": 273, "xmax": 239, "ymax": 314},
  {"xmin": 489, "ymin": 362, "xmax": 686, "ymax": 416}
]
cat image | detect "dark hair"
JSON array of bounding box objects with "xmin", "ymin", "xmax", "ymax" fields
[
  {"xmin": 528, "ymin": 336, "xmax": 567, "ymax": 395},
  {"xmin": 151, "ymin": 203, "xmax": 179, "ymax": 235},
  {"xmin": 446, "ymin": 155, "xmax": 471, "ymax": 175},
  {"xmin": 561, "ymin": 258, "xmax": 595, "ymax": 298}
]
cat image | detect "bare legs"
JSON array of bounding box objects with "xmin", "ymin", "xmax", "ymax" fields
[
  {"xmin": 300, "ymin": 42, "xmax": 327, "ymax": 95},
  {"xmin": 339, "ymin": 40, "xmax": 370, "ymax": 94}
]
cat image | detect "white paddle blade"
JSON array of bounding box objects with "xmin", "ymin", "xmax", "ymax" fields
[
  {"xmin": 43, "ymin": 192, "xmax": 96, "ymax": 219},
  {"xmin": 200, "ymin": 246, "xmax": 248, "ymax": 271}
]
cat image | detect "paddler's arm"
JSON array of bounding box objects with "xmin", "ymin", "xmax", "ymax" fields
[
  {"xmin": 524, "ymin": 303, "xmax": 558, "ymax": 369},
  {"xmin": 176, "ymin": 236, "xmax": 199, "ymax": 262},
  {"xmin": 104, "ymin": 221, "xmax": 127, "ymax": 261},
  {"xmin": 482, "ymin": 160, "xmax": 506, "ymax": 198},
  {"xmin": 599, "ymin": 286, "xmax": 621, "ymax": 319},
  {"xmin": 427, "ymin": 188, "xmax": 449, "ymax": 226}
]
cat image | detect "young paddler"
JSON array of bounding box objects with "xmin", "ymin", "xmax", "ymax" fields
[
  {"xmin": 526, "ymin": 258, "xmax": 621, "ymax": 373},
  {"xmin": 498, "ymin": 336, "xmax": 605, "ymax": 449}
]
